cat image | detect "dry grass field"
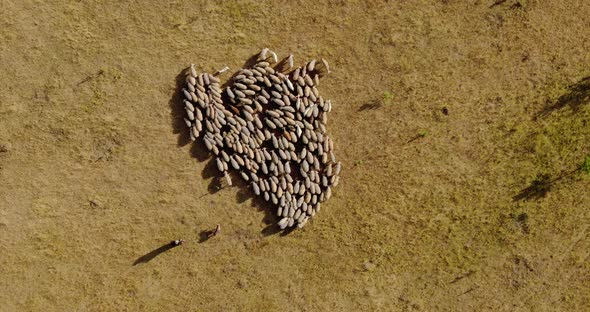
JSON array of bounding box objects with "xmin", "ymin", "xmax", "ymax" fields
[{"xmin": 1, "ymin": 0, "xmax": 589, "ymax": 311}]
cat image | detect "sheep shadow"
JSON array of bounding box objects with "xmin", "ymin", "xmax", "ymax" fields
[
  {"xmin": 240, "ymin": 189, "xmax": 297, "ymax": 237},
  {"xmin": 169, "ymin": 68, "xmax": 224, "ymax": 196},
  {"xmin": 169, "ymin": 57, "xmax": 295, "ymax": 236},
  {"xmin": 357, "ymin": 100, "xmax": 383, "ymax": 112}
]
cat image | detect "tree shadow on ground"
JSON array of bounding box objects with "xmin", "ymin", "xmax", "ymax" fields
[
  {"xmin": 513, "ymin": 168, "xmax": 582, "ymax": 201},
  {"xmin": 536, "ymin": 76, "xmax": 590, "ymax": 119},
  {"xmin": 512, "ymin": 174, "xmax": 552, "ymax": 201}
]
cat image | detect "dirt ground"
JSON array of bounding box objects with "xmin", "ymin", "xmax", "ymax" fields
[{"xmin": 1, "ymin": 0, "xmax": 589, "ymax": 311}]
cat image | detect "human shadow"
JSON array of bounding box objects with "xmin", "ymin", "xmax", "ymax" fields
[
  {"xmin": 132, "ymin": 242, "xmax": 179, "ymax": 265},
  {"xmin": 536, "ymin": 76, "xmax": 590, "ymax": 119}
]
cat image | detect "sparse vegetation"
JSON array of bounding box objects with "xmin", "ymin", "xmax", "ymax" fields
[
  {"xmin": 581, "ymin": 155, "xmax": 590, "ymax": 176},
  {"xmin": 382, "ymin": 91, "xmax": 393, "ymax": 105},
  {"xmin": 407, "ymin": 129, "xmax": 429, "ymax": 143},
  {"xmin": 3, "ymin": 1, "xmax": 590, "ymax": 311},
  {"xmin": 359, "ymin": 91, "xmax": 394, "ymax": 111}
]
